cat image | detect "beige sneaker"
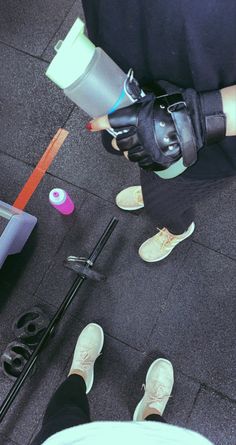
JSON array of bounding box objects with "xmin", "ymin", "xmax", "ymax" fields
[
  {"xmin": 69, "ymin": 323, "xmax": 104, "ymax": 393},
  {"xmin": 139, "ymin": 222, "xmax": 195, "ymax": 262},
  {"xmin": 133, "ymin": 358, "xmax": 174, "ymax": 420},
  {"xmin": 115, "ymin": 186, "xmax": 144, "ymax": 210}
]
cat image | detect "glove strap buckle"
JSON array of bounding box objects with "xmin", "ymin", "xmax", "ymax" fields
[
  {"xmin": 124, "ymin": 68, "xmax": 144, "ymax": 102},
  {"xmin": 167, "ymin": 98, "xmax": 198, "ymax": 167},
  {"xmin": 167, "ymin": 100, "xmax": 187, "ymax": 114}
]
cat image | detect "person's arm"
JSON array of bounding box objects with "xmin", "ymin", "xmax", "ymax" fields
[
  {"xmin": 91, "ymin": 86, "xmax": 236, "ymax": 138},
  {"xmin": 220, "ymin": 85, "xmax": 236, "ymax": 136}
]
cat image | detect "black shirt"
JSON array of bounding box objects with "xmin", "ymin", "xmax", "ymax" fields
[{"xmin": 82, "ymin": 0, "xmax": 236, "ymax": 179}]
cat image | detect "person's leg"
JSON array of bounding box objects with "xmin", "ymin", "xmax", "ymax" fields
[
  {"xmin": 31, "ymin": 375, "xmax": 90, "ymax": 445},
  {"xmin": 133, "ymin": 358, "xmax": 174, "ymax": 422},
  {"xmin": 145, "ymin": 413, "xmax": 167, "ymax": 423},
  {"xmin": 31, "ymin": 323, "xmax": 104, "ymax": 445},
  {"xmin": 138, "ymin": 170, "xmax": 232, "ymax": 261},
  {"xmin": 41, "ymin": 375, "xmax": 88, "ymax": 422},
  {"xmin": 140, "ymin": 169, "xmax": 195, "ymax": 235},
  {"xmin": 140, "ymin": 169, "xmax": 232, "ymax": 234}
]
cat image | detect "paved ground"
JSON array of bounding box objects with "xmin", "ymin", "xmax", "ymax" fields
[{"xmin": 0, "ymin": 2, "xmax": 235, "ymax": 444}]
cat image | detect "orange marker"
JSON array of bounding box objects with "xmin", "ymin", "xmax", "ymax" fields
[{"xmin": 13, "ymin": 128, "xmax": 68, "ymax": 211}]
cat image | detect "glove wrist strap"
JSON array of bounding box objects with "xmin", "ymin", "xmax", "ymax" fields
[
  {"xmin": 166, "ymin": 96, "xmax": 197, "ymax": 167},
  {"xmin": 200, "ymin": 90, "xmax": 226, "ymax": 145}
]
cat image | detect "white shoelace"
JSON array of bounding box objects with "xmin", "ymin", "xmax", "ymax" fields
[
  {"xmin": 74, "ymin": 349, "xmax": 102, "ymax": 372},
  {"xmin": 155, "ymin": 227, "xmax": 176, "ymax": 247},
  {"xmin": 142, "ymin": 383, "xmax": 171, "ymax": 404},
  {"xmin": 75, "ymin": 350, "xmax": 94, "ymax": 372}
]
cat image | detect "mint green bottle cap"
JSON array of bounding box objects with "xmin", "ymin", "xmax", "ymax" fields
[{"xmin": 46, "ymin": 18, "xmax": 95, "ymax": 89}]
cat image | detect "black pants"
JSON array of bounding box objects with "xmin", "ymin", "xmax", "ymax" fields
[
  {"xmin": 31, "ymin": 375, "xmax": 166, "ymax": 445},
  {"xmin": 102, "ymin": 131, "xmax": 232, "ymax": 235},
  {"xmin": 140, "ymin": 169, "xmax": 230, "ymax": 234}
]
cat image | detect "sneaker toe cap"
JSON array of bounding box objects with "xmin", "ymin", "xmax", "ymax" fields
[
  {"xmin": 148, "ymin": 359, "xmax": 174, "ymax": 387},
  {"xmin": 139, "ymin": 240, "xmax": 164, "ymax": 262},
  {"xmin": 79, "ymin": 324, "xmax": 104, "ymax": 349}
]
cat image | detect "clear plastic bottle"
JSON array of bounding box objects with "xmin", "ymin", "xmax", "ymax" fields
[{"xmin": 46, "ymin": 18, "xmax": 134, "ymax": 118}]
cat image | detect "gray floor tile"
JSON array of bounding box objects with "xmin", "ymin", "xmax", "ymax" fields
[
  {"xmin": 0, "ymin": 371, "xmax": 15, "ymax": 414},
  {"xmin": 0, "ymin": 436, "xmax": 18, "ymax": 445},
  {"xmin": 193, "ymin": 176, "xmax": 236, "ymax": 260},
  {"xmin": 43, "ymin": 0, "xmax": 85, "ymax": 62},
  {"xmin": 0, "ymin": 43, "xmax": 73, "ymax": 165},
  {"xmin": 49, "ymin": 107, "xmax": 146, "ymax": 201},
  {"xmin": 164, "ymin": 371, "xmax": 200, "ymax": 427},
  {"xmin": 35, "ymin": 192, "xmax": 191, "ymax": 350},
  {"xmin": 0, "ymin": 0, "xmax": 75, "ymax": 56},
  {"xmin": 147, "ymin": 243, "xmax": 236, "ymax": 400},
  {"xmin": 188, "ymin": 387, "xmax": 236, "ymax": 445},
  {"xmin": 0, "ymin": 154, "xmax": 86, "ymax": 295}
]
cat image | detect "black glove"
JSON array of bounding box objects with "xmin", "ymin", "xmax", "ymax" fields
[{"xmin": 108, "ymin": 81, "xmax": 226, "ymax": 171}]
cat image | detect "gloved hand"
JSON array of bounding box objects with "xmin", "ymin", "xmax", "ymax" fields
[{"xmin": 93, "ymin": 81, "xmax": 226, "ymax": 171}]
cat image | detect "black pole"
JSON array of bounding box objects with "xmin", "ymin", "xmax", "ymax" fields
[{"xmin": 0, "ymin": 217, "xmax": 118, "ymax": 422}]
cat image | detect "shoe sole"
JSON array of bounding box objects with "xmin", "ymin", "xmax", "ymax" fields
[
  {"xmin": 116, "ymin": 200, "xmax": 144, "ymax": 211},
  {"xmin": 139, "ymin": 222, "xmax": 195, "ymax": 263},
  {"xmin": 82, "ymin": 323, "xmax": 104, "ymax": 394},
  {"xmin": 133, "ymin": 358, "xmax": 174, "ymax": 421}
]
